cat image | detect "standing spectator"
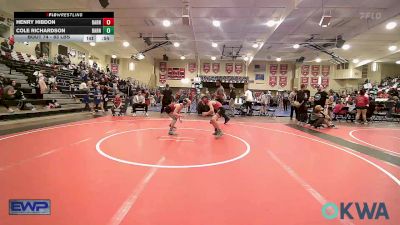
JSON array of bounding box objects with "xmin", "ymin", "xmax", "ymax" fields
[
  {"xmin": 38, "ymin": 74, "xmax": 48, "ymax": 98},
  {"xmin": 355, "ymin": 89, "xmax": 369, "ymax": 124},
  {"xmin": 102, "ymin": 86, "xmax": 109, "ymax": 111},
  {"xmin": 314, "ymin": 85, "xmax": 328, "ymax": 108},
  {"xmin": 244, "ymin": 87, "xmax": 254, "ymax": 115},
  {"xmin": 111, "ymin": 93, "xmax": 122, "ymax": 116},
  {"xmin": 289, "ymin": 88, "xmax": 297, "ymax": 120},
  {"xmin": 295, "ymin": 84, "xmax": 310, "ymax": 125},
  {"xmin": 228, "ymin": 83, "xmax": 236, "ymax": 116},
  {"xmin": 326, "ymin": 89, "xmax": 335, "ymax": 118},
  {"xmin": 93, "ymin": 85, "xmax": 104, "ymax": 113},
  {"xmin": 260, "ymin": 91, "xmax": 270, "ymax": 115},
  {"xmin": 282, "ymin": 91, "xmax": 289, "ymax": 111},
  {"xmin": 160, "ymin": 84, "xmax": 172, "ymax": 114}
]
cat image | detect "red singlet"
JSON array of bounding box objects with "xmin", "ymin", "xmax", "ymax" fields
[{"xmin": 212, "ymin": 101, "xmax": 222, "ymax": 110}]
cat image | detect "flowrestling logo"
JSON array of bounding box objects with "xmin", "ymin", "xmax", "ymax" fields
[
  {"xmin": 9, "ymin": 199, "xmax": 51, "ymax": 215},
  {"xmin": 322, "ymin": 202, "xmax": 389, "ymax": 220}
]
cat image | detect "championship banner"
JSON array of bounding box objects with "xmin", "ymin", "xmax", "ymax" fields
[
  {"xmin": 321, "ymin": 65, "xmax": 330, "ymax": 76},
  {"xmin": 203, "ymin": 63, "xmax": 210, "ymax": 74},
  {"xmin": 226, "ymin": 63, "xmax": 233, "ymax": 74},
  {"xmin": 167, "ymin": 68, "xmax": 185, "ymax": 80},
  {"xmin": 279, "ymin": 76, "xmax": 287, "ymax": 87},
  {"xmin": 111, "ymin": 63, "xmax": 118, "ymax": 75},
  {"xmin": 235, "ymin": 63, "xmax": 243, "ymax": 74},
  {"xmin": 310, "ymin": 77, "xmax": 319, "ymax": 89},
  {"xmin": 159, "ymin": 62, "xmax": 167, "ymax": 73},
  {"xmin": 279, "ymin": 64, "xmax": 288, "ymax": 75},
  {"xmin": 321, "ymin": 77, "xmax": 329, "ymax": 88},
  {"xmin": 269, "ymin": 76, "xmax": 277, "ymax": 87},
  {"xmin": 270, "ymin": 64, "xmax": 278, "ymax": 75},
  {"xmin": 212, "ymin": 63, "xmax": 220, "ymax": 74},
  {"xmin": 301, "ymin": 65, "xmax": 310, "ymax": 76},
  {"xmin": 188, "ymin": 62, "xmax": 196, "ymax": 73},
  {"xmin": 300, "ymin": 77, "xmax": 309, "ymax": 87},
  {"xmin": 311, "ymin": 65, "xmax": 320, "ymax": 76},
  {"xmin": 159, "ymin": 62, "xmax": 167, "ymax": 83}
]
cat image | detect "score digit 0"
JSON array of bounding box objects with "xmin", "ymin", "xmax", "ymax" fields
[{"xmin": 102, "ymin": 18, "xmax": 114, "ymax": 26}]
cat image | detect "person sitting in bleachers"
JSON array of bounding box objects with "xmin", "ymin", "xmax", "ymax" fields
[
  {"xmin": 332, "ymin": 100, "xmax": 345, "ymax": 120},
  {"xmin": 111, "ymin": 93, "xmax": 122, "ymax": 116},
  {"xmin": 1, "ymin": 39, "xmax": 11, "ymax": 52}
]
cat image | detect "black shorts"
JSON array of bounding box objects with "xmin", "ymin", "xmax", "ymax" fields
[
  {"xmin": 215, "ymin": 107, "xmax": 226, "ymax": 117},
  {"xmin": 165, "ymin": 106, "xmax": 173, "ymax": 114}
]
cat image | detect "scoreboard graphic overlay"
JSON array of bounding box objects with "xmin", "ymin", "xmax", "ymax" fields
[{"xmin": 14, "ymin": 12, "xmax": 114, "ymax": 42}]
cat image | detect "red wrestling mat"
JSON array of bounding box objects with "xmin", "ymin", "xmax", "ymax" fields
[{"xmin": 0, "ymin": 117, "xmax": 399, "ymax": 225}]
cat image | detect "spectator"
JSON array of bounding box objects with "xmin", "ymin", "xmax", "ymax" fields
[
  {"xmin": 8, "ymin": 35, "xmax": 15, "ymax": 50},
  {"xmin": 38, "ymin": 74, "xmax": 48, "ymax": 97},
  {"xmin": 228, "ymin": 83, "xmax": 236, "ymax": 115},
  {"xmin": 309, "ymin": 105, "xmax": 336, "ymax": 128},
  {"xmin": 282, "ymin": 91, "xmax": 289, "ymax": 111},
  {"xmin": 244, "ymin": 87, "xmax": 254, "ymax": 115},
  {"xmin": 79, "ymin": 81, "xmax": 87, "ymax": 90},
  {"xmin": 326, "ymin": 89, "xmax": 335, "ymax": 118},
  {"xmin": 355, "ymin": 89, "xmax": 369, "ymax": 124},
  {"xmin": 295, "ymin": 84, "xmax": 310, "ymax": 125},
  {"xmin": 132, "ymin": 90, "xmax": 148, "ymax": 116},
  {"xmin": 289, "ymin": 88, "xmax": 297, "ymax": 120},
  {"xmin": 160, "ymin": 84, "xmax": 172, "ymax": 114},
  {"xmin": 48, "ymin": 74, "xmax": 57, "ymax": 92},
  {"xmin": 260, "ymin": 91, "xmax": 270, "ymax": 115},
  {"xmin": 1, "ymin": 39, "xmax": 10, "ymax": 52},
  {"xmin": 111, "ymin": 93, "xmax": 122, "ymax": 116},
  {"xmin": 314, "ymin": 85, "xmax": 328, "ymax": 108},
  {"xmin": 93, "ymin": 85, "xmax": 104, "ymax": 113}
]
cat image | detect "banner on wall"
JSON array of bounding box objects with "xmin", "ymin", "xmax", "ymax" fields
[
  {"xmin": 321, "ymin": 65, "xmax": 330, "ymax": 76},
  {"xmin": 279, "ymin": 64, "xmax": 288, "ymax": 75},
  {"xmin": 301, "ymin": 65, "xmax": 310, "ymax": 76},
  {"xmin": 279, "ymin": 76, "xmax": 287, "ymax": 87},
  {"xmin": 311, "ymin": 65, "xmax": 320, "ymax": 76},
  {"xmin": 203, "ymin": 63, "xmax": 210, "ymax": 74},
  {"xmin": 167, "ymin": 67, "xmax": 185, "ymax": 80},
  {"xmin": 300, "ymin": 77, "xmax": 309, "ymax": 87},
  {"xmin": 159, "ymin": 62, "xmax": 167, "ymax": 83},
  {"xmin": 270, "ymin": 64, "xmax": 278, "ymax": 75},
  {"xmin": 212, "ymin": 63, "xmax": 220, "ymax": 74},
  {"xmin": 188, "ymin": 63, "xmax": 196, "ymax": 73},
  {"xmin": 269, "ymin": 76, "xmax": 277, "ymax": 87},
  {"xmin": 310, "ymin": 77, "xmax": 319, "ymax": 89},
  {"xmin": 235, "ymin": 63, "xmax": 243, "ymax": 74},
  {"xmin": 226, "ymin": 63, "xmax": 233, "ymax": 74},
  {"xmin": 255, "ymin": 74, "xmax": 265, "ymax": 80},
  {"xmin": 111, "ymin": 63, "xmax": 118, "ymax": 74},
  {"xmin": 321, "ymin": 77, "xmax": 329, "ymax": 88}
]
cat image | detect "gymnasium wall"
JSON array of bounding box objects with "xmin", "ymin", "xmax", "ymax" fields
[{"xmin": 117, "ymin": 57, "xmax": 155, "ymax": 86}]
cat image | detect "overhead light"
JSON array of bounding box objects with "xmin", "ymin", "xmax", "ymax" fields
[
  {"xmin": 243, "ymin": 56, "xmax": 249, "ymax": 61},
  {"xmin": 212, "ymin": 42, "xmax": 218, "ymax": 48},
  {"xmin": 111, "ymin": 54, "xmax": 117, "ymax": 59},
  {"xmin": 89, "ymin": 42, "xmax": 96, "ymax": 46},
  {"xmin": 180, "ymin": 55, "xmax": 186, "ymax": 60},
  {"xmin": 342, "ymin": 44, "xmax": 350, "ymax": 50},
  {"xmin": 212, "ymin": 20, "xmax": 221, "ymax": 27},
  {"xmin": 386, "ymin": 22, "xmax": 397, "ymax": 30},
  {"xmin": 352, "ymin": 59, "xmax": 360, "ymax": 64},
  {"xmin": 137, "ymin": 53, "xmax": 145, "ymax": 60},
  {"xmin": 211, "ymin": 56, "xmax": 216, "ymax": 60},
  {"xmin": 388, "ymin": 45, "xmax": 397, "ymax": 51},
  {"xmin": 266, "ymin": 20, "xmax": 276, "ymax": 27},
  {"xmin": 122, "ymin": 41, "xmax": 130, "ymax": 47},
  {"xmin": 252, "ymin": 43, "xmax": 259, "ymax": 48},
  {"xmin": 162, "ymin": 19, "xmax": 171, "ymax": 27},
  {"xmin": 319, "ymin": 15, "xmax": 332, "ymax": 27},
  {"xmin": 293, "ymin": 44, "xmax": 300, "ymax": 49},
  {"xmin": 276, "ymin": 57, "xmax": 282, "ymax": 62},
  {"xmin": 396, "ymin": 60, "xmax": 400, "ymax": 64},
  {"xmin": 315, "ymin": 58, "xmax": 321, "ymax": 63},
  {"xmin": 173, "ymin": 42, "xmax": 180, "ymax": 47}
]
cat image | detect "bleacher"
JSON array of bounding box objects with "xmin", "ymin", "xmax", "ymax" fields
[{"xmin": 0, "ymin": 50, "xmax": 85, "ymax": 120}]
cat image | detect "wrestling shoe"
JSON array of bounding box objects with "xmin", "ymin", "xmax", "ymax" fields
[
  {"xmin": 168, "ymin": 130, "xmax": 177, "ymax": 136},
  {"xmin": 215, "ymin": 131, "xmax": 224, "ymax": 138},
  {"xmin": 224, "ymin": 117, "xmax": 230, "ymax": 124}
]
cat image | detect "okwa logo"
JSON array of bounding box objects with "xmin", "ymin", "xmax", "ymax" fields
[{"xmin": 322, "ymin": 202, "xmax": 389, "ymax": 220}]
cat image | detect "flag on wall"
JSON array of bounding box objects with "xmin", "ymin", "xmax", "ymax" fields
[
  {"xmin": 321, "ymin": 77, "xmax": 329, "ymax": 88},
  {"xmin": 300, "ymin": 77, "xmax": 309, "ymax": 87},
  {"xmin": 311, "ymin": 65, "xmax": 320, "ymax": 76},
  {"xmin": 159, "ymin": 62, "xmax": 167, "ymax": 83},
  {"xmin": 301, "ymin": 65, "xmax": 310, "ymax": 76},
  {"xmin": 226, "ymin": 63, "xmax": 233, "ymax": 74},
  {"xmin": 279, "ymin": 76, "xmax": 287, "ymax": 87},
  {"xmin": 212, "ymin": 63, "xmax": 220, "ymax": 74},
  {"xmin": 321, "ymin": 65, "xmax": 330, "ymax": 76},
  {"xmin": 279, "ymin": 64, "xmax": 288, "ymax": 75},
  {"xmin": 235, "ymin": 63, "xmax": 243, "ymax": 74},
  {"xmin": 310, "ymin": 77, "xmax": 319, "ymax": 88},
  {"xmin": 270, "ymin": 64, "xmax": 278, "ymax": 75},
  {"xmin": 203, "ymin": 63, "xmax": 210, "ymax": 74},
  {"xmin": 269, "ymin": 76, "xmax": 277, "ymax": 87},
  {"xmin": 188, "ymin": 62, "xmax": 196, "ymax": 73}
]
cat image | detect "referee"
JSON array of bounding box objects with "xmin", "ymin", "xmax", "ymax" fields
[{"xmin": 214, "ymin": 79, "xmax": 230, "ymax": 124}]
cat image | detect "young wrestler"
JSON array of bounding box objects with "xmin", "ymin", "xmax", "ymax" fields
[
  {"xmin": 165, "ymin": 98, "xmax": 191, "ymax": 135},
  {"xmin": 201, "ymin": 96, "xmax": 227, "ymax": 138}
]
